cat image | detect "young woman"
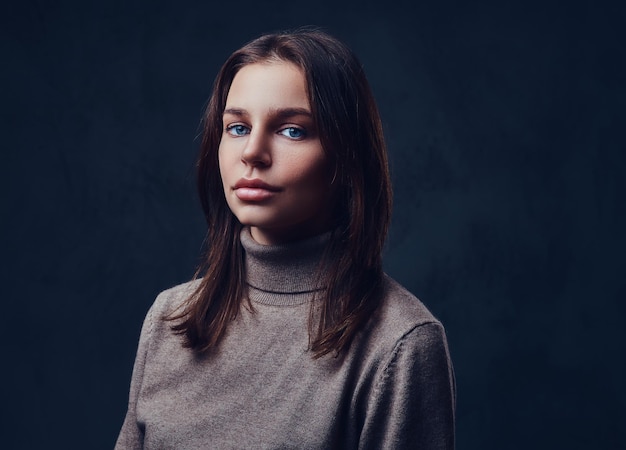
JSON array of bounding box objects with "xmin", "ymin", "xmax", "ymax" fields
[{"xmin": 116, "ymin": 29, "xmax": 455, "ymax": 449}]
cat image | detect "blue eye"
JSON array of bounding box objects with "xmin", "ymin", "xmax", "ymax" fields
[
  {"xmin": 226, "ymin": 124, "xmax": 249, "ymax": 136},
  {"xmin": 279, "ymin": 127, "xmax": 306, "ymax": 139}
]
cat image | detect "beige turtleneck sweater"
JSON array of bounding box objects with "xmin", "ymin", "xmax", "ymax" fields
[{"xmin": 115, "ymin": 228, "xmax": 455, "ymax": 449}]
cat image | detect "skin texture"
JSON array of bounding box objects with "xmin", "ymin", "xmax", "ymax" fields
[{"xmin": 218, "ymin": 61, "xmax": 334, "ymax": 245}]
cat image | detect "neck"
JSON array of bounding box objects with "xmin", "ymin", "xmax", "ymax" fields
[
  {"xmin": 249, "ymin": 221, "xmax": 334, "ymax": 246},
  {"xmin": 241, "ymin": 227, "xmax": 330, "ymax": 306}
]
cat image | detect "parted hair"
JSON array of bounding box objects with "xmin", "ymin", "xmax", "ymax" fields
[{"xmin": 167, "ymin": 28, "xmax": 392, "ymax": 358}]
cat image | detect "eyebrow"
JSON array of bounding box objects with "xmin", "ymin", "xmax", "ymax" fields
[{"xmin": 223, "ymin": 107, "xmax": 313, "ymax": 120}]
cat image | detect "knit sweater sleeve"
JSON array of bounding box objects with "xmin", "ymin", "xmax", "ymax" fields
[
  {"xmin": 359, "ymin": 321, "xmax": 456, "ymax": 449},
  {"xmin": 114, "ymin": 302, "xmax": 157, "ymax": 450}
]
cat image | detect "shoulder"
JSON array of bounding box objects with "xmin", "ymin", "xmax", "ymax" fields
[
  {"xmin": 138, "ymin": 279, "xmax": 202, "ymax": 341},
  {"xmin": 369, "ymin": 274, "xmax": 454, "ymax": 385},
  {"xmin": 148, "ymin": 278, "xmax": 202, "ymax": 318},
  {"xmin": 355, "ymin": 277, "xmax": 456, "ymax": 449},
  {"xmin": 359, "ymin": 274, "xmax": 449, "ymax": 361},
  {"xmin": 135, "ymin": 279, "xmax": 202, "ymax": 353},
  {"xmin": 377, "ymin": 274, "xmax": 444, "ymax": 335}
]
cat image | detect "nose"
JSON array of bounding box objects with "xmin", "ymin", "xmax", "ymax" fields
[{"xmin": 241, "ymin": 130, "xmax": 271, "ymax": 167}]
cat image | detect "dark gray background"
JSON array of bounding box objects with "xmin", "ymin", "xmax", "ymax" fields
[{"xmin": 2, "ymin": 0, "xmax": 624, "ymax": 448}]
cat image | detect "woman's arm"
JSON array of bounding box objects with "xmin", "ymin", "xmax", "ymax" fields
[
  {"xmin": 360, "ymin": 321, "xmax": 456, "ymax": 449},
  {"xmin": 114, "ymin": 305, "xmax": 155, "ymax": 450}
]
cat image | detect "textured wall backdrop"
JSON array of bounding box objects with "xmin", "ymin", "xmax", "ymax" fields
[{"xmin": 2, "ymin": 0, "xmax": 624, "ymax": 448}]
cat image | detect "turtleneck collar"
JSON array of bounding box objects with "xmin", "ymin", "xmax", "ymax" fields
[{"xmin": 241, "ymin": 227, "xmax": 330, "ymax": 306}]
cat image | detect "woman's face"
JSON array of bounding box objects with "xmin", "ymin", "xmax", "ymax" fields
[{"xmin": 218, "ymin": 61, "xmax": 334, "ymax": 245}]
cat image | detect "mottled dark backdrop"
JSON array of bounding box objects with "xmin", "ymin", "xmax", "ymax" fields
[{"xmin": 2, "ymin": 0, "xmax": 624, "ymax": 448}]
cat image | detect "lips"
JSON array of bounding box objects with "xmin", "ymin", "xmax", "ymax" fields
[{"xmin": 233, "ymin": 178, "xmax": 280, "ymax": 202}]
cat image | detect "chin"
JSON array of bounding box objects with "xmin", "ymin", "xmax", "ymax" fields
[{"xmin": 233, "ymin": 212, "xmax": 281, "ymax": 230}]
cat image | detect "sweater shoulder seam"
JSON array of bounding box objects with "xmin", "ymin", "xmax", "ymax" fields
[{"xmin": 374, "ymin": 320, "xmax": 443, "ymax": 391}]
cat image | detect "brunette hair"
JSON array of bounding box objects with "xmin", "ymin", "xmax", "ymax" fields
[{"xmin": 168, "ymin": 28, "xmax": 392, "ymax": 358}]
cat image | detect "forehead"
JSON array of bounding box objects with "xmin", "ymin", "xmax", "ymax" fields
[{"xmin": 225, "ymin": 61, "xmax": 310, "ymax": 110}]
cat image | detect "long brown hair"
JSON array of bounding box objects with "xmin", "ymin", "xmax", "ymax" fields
[{"xmin": 168, "ymin": 29, "xmax": 392, "ymax": 358}]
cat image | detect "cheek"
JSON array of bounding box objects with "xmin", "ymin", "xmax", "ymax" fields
[
  {"xmin": 284, "ymin": 151, "xmax": 330, "ymax": 185},
  {"xmin": 304, "ymin": 156, "xmax": 332, "ymax": 188},
  {"xmin": 217, "ymin": 144, "xmax": 230, "ymax": 182}
]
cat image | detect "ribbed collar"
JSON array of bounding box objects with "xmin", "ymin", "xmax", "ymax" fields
[{"xmin": 241, "ymin": 227, "xmax": 330, "ymax": 306}]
